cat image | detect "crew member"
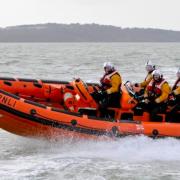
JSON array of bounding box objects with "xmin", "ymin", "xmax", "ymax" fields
[
  {"xmin": 93, "ymin": 62, "xmax": 122, "ymax": 108},
  {"xmin": 133, "ymin": 60, "xmax": 155, "ymax": 94},
  {"xmin": 144, "ymin": 69, "xmax": 171, "ymax": 121},
  {"xmin": 172, "ymin": 68, "xmax": 180, "ymax": 97},
  {"xmin": 168, "ymin": 68, "xmax": 180, "ymax": 122}
]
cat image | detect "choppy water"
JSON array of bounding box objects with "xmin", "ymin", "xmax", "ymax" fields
[{"xmin": 0, "ymin": 43, "xmax": 180, "ymax": 180}]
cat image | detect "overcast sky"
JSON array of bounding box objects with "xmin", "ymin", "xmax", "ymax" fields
[{"xmin": 0, "ymin": 0, "xmax": 180, "ymax": 30}]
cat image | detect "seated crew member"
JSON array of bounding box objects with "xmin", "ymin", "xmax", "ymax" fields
[
  {"xmin": 143, "ymin": 69, "xmax": 171, "ymax": 121},
  {"xmin": 92, "ymin": 62, "xmax": 122, "ymax": 108},
  {"xmin": 168, "ymin": 68, "xmax": 180, "ymax": 122},
  {"xmin": 133, "ymin": 60, "xmax": 155, "ymax": 98}
]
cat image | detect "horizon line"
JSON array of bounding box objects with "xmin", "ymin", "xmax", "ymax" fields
[{"xmin": 0, "ymin": 22, "xmax": 179, "ymax": 32}]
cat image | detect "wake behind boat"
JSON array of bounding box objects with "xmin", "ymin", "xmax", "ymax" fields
[{"xmin": 0, "ymin": 77, "xmax": 179, "ymax": 139}]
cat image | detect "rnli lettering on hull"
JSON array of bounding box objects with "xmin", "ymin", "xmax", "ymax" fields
[{"xmin": 0, "ymin": 94, "xmax": 17, "ymax": 108}]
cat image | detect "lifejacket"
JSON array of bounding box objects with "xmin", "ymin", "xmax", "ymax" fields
[
  {"xmin": 147, "ymin": 79, "xmax": 166, "ymax": 100},
  {"xmin": 172, "ymin": 78, "xmax": 180, "ymax": 91},
  {"xmin": 100, "ymin": 70, "xmax": 121, "ymax": 91},
  {"xmin": 63, "ymin": 92, "xmax": 75, "ymax": 112}
]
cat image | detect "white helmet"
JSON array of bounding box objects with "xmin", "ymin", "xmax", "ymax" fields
[
  {"xmin": 103, "ymin": 62, "xmax": 115, "ymax": 72},
  {"xmin": 177, "ymin": 67, "xmax": 180, "ymax": 78},
  {"xmin": 145, "ymin": 60, "xmax": 155, "ymax": 72},
  {"xmin": 152, "ymin": 69, "xmax": 163, "ymax": 80}
]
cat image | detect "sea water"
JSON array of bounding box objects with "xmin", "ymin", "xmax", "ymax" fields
[{"xmin": 0, "ymin": 43, "xmax": 180, "ymax": 180}]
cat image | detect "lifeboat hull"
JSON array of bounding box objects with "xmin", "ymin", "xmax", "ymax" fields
[
  {"xmin": 0, "ymin": 77, "xmax": 179, "ymax": 139},
  {"xmin": 0, "ymin": 89, "xmax": 143, "ymax": 139}
]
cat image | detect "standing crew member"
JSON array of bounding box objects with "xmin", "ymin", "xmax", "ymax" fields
[
  {"xmin": 140, "ymin": 60, "xmax": 156, "ymax": 88},
  {"xmin": 134, "ymin": 60, "xmax": 155, "ymax": 91}
]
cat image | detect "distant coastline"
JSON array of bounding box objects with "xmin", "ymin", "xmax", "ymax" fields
[{"xmin": 0, "ymin": 23, "xmax": 180, "ymax": 42}]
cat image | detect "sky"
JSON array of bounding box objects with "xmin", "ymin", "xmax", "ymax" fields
[{"xmin": 0, "ymin": 0, "xmax": 180, "ymax": 30}]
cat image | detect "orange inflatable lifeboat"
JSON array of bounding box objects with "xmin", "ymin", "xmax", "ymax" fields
[{"xmin": 0, "ymin": 77, "xmax": 179, "ymax": 139}]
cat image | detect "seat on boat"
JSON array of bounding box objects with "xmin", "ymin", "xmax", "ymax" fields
[
  {"xmin": 166, "ymin": 110, "xmax": 180, "ymax": 123},
  {"xmin": 78, "ymin": 106, "xmax": 120, "ymax": 120},
  {"xmin": 78, "ymin": 107, "xmax": 97, "ymax": 116}
]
